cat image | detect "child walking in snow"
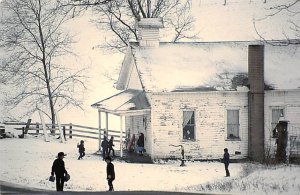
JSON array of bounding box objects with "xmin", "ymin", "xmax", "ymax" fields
[
  {"xmin": 77, "ymin": 140, "xmax": 85, "ymax": 160},
  {"xmin": 105, "ymin": 156, "xmax": 115, "ymax": 191},
  {"xmin": 51, "ymin": 152, "xmax": 68, "ymax": 191},
  {"xmin": 108, "ymin": 136, "xmax": 115, "ymax": 157}
]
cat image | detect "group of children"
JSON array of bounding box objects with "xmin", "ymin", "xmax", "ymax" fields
[
  {"xmin": 51, "ymin": 139, "xmax": 230, "ymax": 192},
  {"xmin": 101, "ymin": 135, "xmax": 115, "ymax": 160},
  {"xmin": 50, "ymin": 139, "xmax": 115, "ymax": 192}
]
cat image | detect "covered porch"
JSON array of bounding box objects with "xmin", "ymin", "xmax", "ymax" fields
[{"xmin": 91, "ymin": 89, "xmax": 151, "ymax": 158}]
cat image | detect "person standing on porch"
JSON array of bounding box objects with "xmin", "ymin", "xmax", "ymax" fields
[
  {"xmin": 223, "ymin": 148, "xmax": 230, "ymax": 177},
  {"xmin": 108, "ymin": 136, "xmax": 115, "ymax": 157},
  {"xmin": 137, "ymin": 133, "xmax": 145, "ymax": 156}
]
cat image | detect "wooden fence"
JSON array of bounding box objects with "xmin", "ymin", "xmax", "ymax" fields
[{"xmin": 3, "ymin": 121, "xmax": 125, "ymax": 143}]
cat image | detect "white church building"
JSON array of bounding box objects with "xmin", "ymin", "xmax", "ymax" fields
[{"xmin": 92, "ymin": 18, "xmax": 300, "ymax": 161}]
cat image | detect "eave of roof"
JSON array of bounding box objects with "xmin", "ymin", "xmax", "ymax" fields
[{"xmin": 91, "ymin": 89, "xmax": 150, "ymax": 115}]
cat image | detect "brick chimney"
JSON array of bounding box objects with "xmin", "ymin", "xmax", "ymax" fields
[
  {"xmin": 137, "ymin": 18, "xmax": 164, "ymax": 48},
  {"xmin": 248, "ymin": 45, "xmax": 265, "ymax": 162}
]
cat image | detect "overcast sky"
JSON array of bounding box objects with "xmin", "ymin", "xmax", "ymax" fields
[{"xmin": 0, "ymin": 0, "xmax": 299, "ymax": 128}]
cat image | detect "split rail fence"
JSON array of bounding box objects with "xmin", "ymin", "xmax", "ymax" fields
[{"xmin": 3, "ymin": 121, "xmax": 125, "ymax": 143}]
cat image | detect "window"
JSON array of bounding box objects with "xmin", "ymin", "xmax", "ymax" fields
[
  {"xmin": 271, "ymin": 108, "xmax": 284, "ymax": 137},
  {"xmin": 227, "ymin": 110, "xmax": 240, "ymax": 139},
  {"xmin": 183, "ymin": 111, "xmax": 195, "ymax": 140}
]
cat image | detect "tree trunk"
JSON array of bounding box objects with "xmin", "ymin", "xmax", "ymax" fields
[{"xmin": 37, "ymin": 0, "xmax": 56, "ymax": 134}]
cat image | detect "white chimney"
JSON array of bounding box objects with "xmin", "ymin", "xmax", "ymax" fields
[{"xmin": 137, "ymin": 18, "xmax": 164, "ymax": 48}]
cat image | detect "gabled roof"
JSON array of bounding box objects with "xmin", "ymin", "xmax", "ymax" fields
[
  {"xmin": 117, "ymin": 40, "xmax": 300, "ymax": 92},
  {"xmin": 115, "ymin": 46, "xmax": 135, "ymax": 90},
  {"xmin": 91, "ymin": 89, "xmax": 150, "ymax": 114}
]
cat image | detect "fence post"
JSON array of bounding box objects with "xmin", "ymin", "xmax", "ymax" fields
[
  {"xmin": 63, "ymin": 126, "xmax": 66, "ymax": 141},
  {"xmin": 36, "ymin": 122, "xmax": 39, "ymax": 134},
  {"xmin": 69, "ymin": 123, "xmax": 72, "ymax": 139}
]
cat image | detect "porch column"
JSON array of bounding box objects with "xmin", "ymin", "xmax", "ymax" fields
[
  {"xmin": 105, "ymin": 112, "xmax": 109, "ymax": 138},
  {"xmin": 98, "ymin": 110, "xmax": 102, "ymax": 151},
  {"xmin": 120, "ymin": 115, "xmax": 124, "ymax": 158}
]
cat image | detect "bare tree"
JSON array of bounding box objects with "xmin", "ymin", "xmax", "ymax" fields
[
  {"xmin": 267, "ymin": 0, "xmax": 299, "ymax": 16},
  {"xmin": 57, "ymin": 0, "xmax": 198, "ymax": 53},
  {"xmin": 254, "ymin": 0, "xmax": 300, "ymax": 45},
  {"xmin": 0, "ymin": 0, "xmax": 87, "ymax": 129}
]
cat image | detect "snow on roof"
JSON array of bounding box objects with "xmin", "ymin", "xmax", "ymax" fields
[
  {"xmin": 91, "ymin": 89, "xmax": 150, "ymax": 112},
  {"xmin": 130, "ymin": 41, "xmax": 300, "ymax": 92}
]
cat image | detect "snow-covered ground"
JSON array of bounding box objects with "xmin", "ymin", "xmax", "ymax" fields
[{"xmin": 0, "ymin": 135, "xmax": 300, "ymax": 194}]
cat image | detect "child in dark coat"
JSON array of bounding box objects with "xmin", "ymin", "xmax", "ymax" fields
[
  {"xmin": 105, "ymin": 156, "xmax": 115, "ymax": 191},
  {"xmin": 223, "ymin": 148, "xmax": 230, "ymax": 177},
  {"xmin": 137, "ymin": 133, "xmax": 144, "ymax": 156},
  {"xmin": 77, "ymin": 140, "xmax": 85, "ymax": 160},
  {"xmin": 51, "ymin": 152, "xmax": 68, "ymax": 191},
  {"xmin": 108, "ymin": 136, "xmax": 115, "ymax": 157},
  {"xmin": 101, "ymin": 136, "xmax": 109, "ymax": 160}
]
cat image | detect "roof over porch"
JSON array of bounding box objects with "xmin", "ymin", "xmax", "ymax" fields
[{"xmin": 91, "ymin": 89, "xmax": 150, "ymax": 115}]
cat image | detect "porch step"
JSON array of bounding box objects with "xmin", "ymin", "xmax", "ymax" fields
[
  {"xmin": 94, "ymin": 150, "xmax": 153, "ymax": 164},
  {"xmin": 119, "ymin": 151, "xmax": 153, "ymax": 164}
]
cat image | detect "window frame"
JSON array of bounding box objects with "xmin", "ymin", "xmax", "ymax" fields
[
  {"xmin": 270, "ymin": 107, "xmax": 285, "ymax": 138},
  {"xmin": 226, "ymin": 109, "xmax": 241, "ymax": 141},
  {"xmin": 182, "ymin": 110, "xmax": 196, "ymax": 141}
]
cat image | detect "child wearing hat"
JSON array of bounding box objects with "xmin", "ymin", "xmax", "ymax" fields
[
  {"xmin": 51, "ymin": 152, "xmax": 68, "ymax": 191},
  {"xmin": 105, "ymin": 156, "xmax": 115, "ymax": 191}
]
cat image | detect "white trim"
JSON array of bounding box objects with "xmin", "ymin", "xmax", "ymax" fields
[
  {"xmin": 98, "ymin": 110, "xmax": 102, "ymax": 151},
  {"xmin": 125, "ymin": 54, "xmax": 135, "ymax": 90},
  {"xmin": 120, "ymin": 115, "xmax": 124, "ymax": 157},
  {"xmin": 116, "ymin": 109, "xmax": 151, "ymax": 116},
  {"xmin": 149, "ymin": 89, "xmax": 300, "ymax": 96}
]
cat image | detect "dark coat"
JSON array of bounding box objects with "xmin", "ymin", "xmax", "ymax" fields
[
  {"xmin": 108, "ymin": 139, "xmax": 114, "ymax": 148},
  {"xmin": 51, "ymin": 158, "xmax": 67, "ymax": 176},
  {"xmin": 137, "ymin": 134, "xmax": 144, "ymax": 147},
  {"xmin": 77, "ymin": 143, "xmax": 85, "ymax": 153},
  {"xmin": 106, "ymin": 162, "xmax": 115, "ymax": 180},
  {"xmin": 223, "ymin": 152, "xmax": 230, "ymax": 165},
  {"xmin": 101, "ymin": 139, "xmax": 108, "ymax": 149}
]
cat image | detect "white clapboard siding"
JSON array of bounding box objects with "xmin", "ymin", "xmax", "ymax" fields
[
  {"xmin": 139, "ymin": 28, "xmax": 160, "ymax": 41},
  {"xmin": 124, "ymin": 89, "xmax": 300, "ymax": 160},
  {"xmin": 149, "ymin": 91, "xmax": 249, "ymax": 159},
  {"xmin": 139, "ymin": 28, "xmax": 160, "ymax": 47}
]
